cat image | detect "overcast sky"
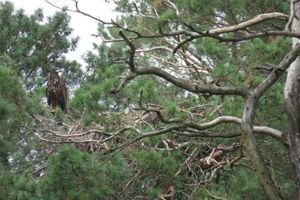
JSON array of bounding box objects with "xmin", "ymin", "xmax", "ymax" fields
[{"xmin": 8, "ymin": 0, "xmax": 116, "ymax": 66}]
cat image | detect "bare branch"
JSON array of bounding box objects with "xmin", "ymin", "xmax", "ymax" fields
[
  {"xmin": 236, "ymin": 39, "xmax": 300, "ymax": 200},
  {"xmin": 39, "ymin": 137, "xmax": 99, "ymax": 144},
  {"xmin": 216, "ymin": 30, "xmax": 300, "ymax": 42},
  {"xmin": 112, "ymin": 66, "xmax": 247, "ymax": 96},
  {"xmin": 137, "ymin": 67, "xmax": 247, "ymax": 96},
  {"xmin": 286, "ymin": 0, "xmax": 297, "ymax": 31},
  {"xmin": 110, "ymin": 73, "xmax": 137, "ymax": 93},
  {"xmin": 119, "ymin": 31, "xmax": 137, "ymax": 72},
  {"xmin": 106, "ymin": 114, "xmax": 285, "ymax": 154},
  {"xmin": 115, "ymin": 31, "xmax": 300, "ymax": 99},
  {"xmin": 208, "ymin": 12, "xmax": 289, "ymax": 34},
  {"xmin": 132, "ymin": 2, "xmax": 156, "ymax": 20},
  {"xmin": 173, "ymin": 36, "xmax": 197, "ymax": 54},
  {"xmin": 253, "ymin": 43, "xmax": 300, "ymax": 98},
  {"xmin": 113, "ymin": 31, "xmax": 247, "ymax": 96},
  {"xmin": 100, "ymin": 126, "xmax": 141, "ymax": 142},
  {"xmin": 174, "ymin": 31, "xmax": 300, "ymax": 53},
  {"xmin": 176, "ymin": 130, "xmax": 241, "ymax": 138},
  {"xmin": 136, "ymin": 46, "xmax": 173, "ymax": 53},
  {"xmin": 163, "ymin": 0, "xmax": 180, "ymax": 17},
  {"xmin": 182, "ymin": 116, "xmax": 284, "ymax": 140},
  {"xmin": 45, "ymin": 0, "xmax": 113, "ymax": 24},
  {"xmin": 109, "ymin": 125, "xmax": 184, "ymax": 152}
]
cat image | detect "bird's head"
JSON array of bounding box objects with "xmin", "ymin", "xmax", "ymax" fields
[{"xmin": 50, "ymin": 67, "xmax": 63, "ymax": 74}]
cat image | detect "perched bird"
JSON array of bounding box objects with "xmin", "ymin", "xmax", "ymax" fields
[{"xmin": 46, "ymin": 67, "xmax": 67, "ymax": 113}]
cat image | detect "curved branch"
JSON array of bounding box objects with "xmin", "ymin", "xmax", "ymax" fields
[
  {"xmin": 217, "ymin": 31, "xmax": 300, "ymax": 42},
  {"xmin": 176, "ymin": 130, "xmax": 241, "ymax": 138},
  {"xmin": 115, "ymin": 31, "xmax": 247, "ymax": 96},
  {"xmin": 285, "ymin": 0, "xmax": 296, "ymax": 31},
  {"xmin": 100, "ymin": 126, "xmax": 141, "ymax": 142},
  {"xmin": 136, "ymin": 46, "xmax": 173, "ymax": 53},
  {"xmin": 183, "ymin": 116, "xmax": 284, "ymax": 141},
  {"xmin": 117, "ymin": 31, "xmax": 300, "ymax": 99},
  {"xmin": 253, "ymin": 43, "xmax": 300, "ymax": 98},
  {"xmin": 208, "ymin": 12, "xmax": 289, "ymax": 34},
  {"xmin": 119, "ymin": 31, "xmax": 136, "ymax": 72},
  {"xmin": 110, "ymin": 73, "xmax": 137, "ymax": 93},
  {"xmin": 45, "ymin": 0, "xmax": 112, "ymax": 24},
  {"xmin": 109, "ymin": 125, "xmax": 185, "ymax": 153},
  {"xmin": 173, "ymin": 36, "xmax": 197, "ymax": 54},
  {"xmin": 115, "ymin": 43, "xmax": 300, "ymax": 98},
  {"xmin": 137, "ymin": 67, "xmax": 247, "ymax": 96},
  {"xmin": 236, "ymin": 45, "xmax": 300, "ymax": 200},
  {"xmin": 107, "ymin": 115, "xmax": 286, "ymax": 154},
  {"xmin": 112, "ymin": 67, "xmax": 247, "ymax": 96},
  {"xmin": 132, "ymin": 2, "xmax": 156, "ymax": 20},
  {"xmin": 39, "ymin": 137, "xmax": 99, "ymax": 144},
  {"xmin": 173, "ymin": 31, "xmax": 300, "ymax": 53}
]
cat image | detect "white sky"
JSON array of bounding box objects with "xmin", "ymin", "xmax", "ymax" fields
[{"xmin": 7, "ymin": 0, "xmax": 116, "ymax": 66}]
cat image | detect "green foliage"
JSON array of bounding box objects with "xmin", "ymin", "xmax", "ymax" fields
[
  {"xmin": 191, "ymin": 167, "xmax": 265, "ymax": 200},
  {"xmin": 131, "ymin": 150, "xmax": 182, "ymax": 177},
  {"xmin": 0, "ymin": 64, "xmax": 32, "ymax": 166},
  {"xmin": 0, "ymin": 1, "xmax": 82, "ymax": 89},
  {"xmin": 146, "ymin": 186, "xmax": 161, "ymax": 199},
  {"xmin": 41, "ymin": 145, "xmax": 105, "ymax": 199},
  {"xmin": 0, "ymin": 4, "xmax": 84, "ymax": 199},
  {"xmin": 0, "ymin": 65, "xmax": 25, "ymax": 100},
  {"xmin": 0, "ymin": 145, "xmax": 132, "ymax": 200},
  {"xmin": 39, "ymin": 145, "xmax": 130, "ymax": 199},
  {"xmin": 0, "ymin": 0, "xmax": 297, "ymax": 199},
  {"xmin": 0, "ymin": 173, "xmax": 39, "ymax": 200},
  {"xmin": 160, "ymin": 9, "xmax": 177, "ymax": 21}
]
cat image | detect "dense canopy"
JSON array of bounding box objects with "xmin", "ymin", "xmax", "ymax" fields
[{"xmin": 1, "ymin": 0, "xmax": 300, "ymax": 199}]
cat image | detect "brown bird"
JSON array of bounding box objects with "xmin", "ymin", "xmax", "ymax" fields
[{"xmin": 46, "ymin": 67, "xmax": 67, "ymax": 113}]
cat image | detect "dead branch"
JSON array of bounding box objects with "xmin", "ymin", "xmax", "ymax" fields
[
  {"xmin": 113, "ymin": 31, "xmax": 248, "ymax": 96},
  {"xmin": 208, "ymin": 12, "xmax": 288, "ymax": 34}
]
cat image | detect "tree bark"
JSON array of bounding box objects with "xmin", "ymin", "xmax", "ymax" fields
[
  {"xmin": 241, "ymin": 95, "xmax": 282, "ymax": 200},
  {"xmin": 284, "ymin": 1, "xmax": 300, "ymax": 198}
]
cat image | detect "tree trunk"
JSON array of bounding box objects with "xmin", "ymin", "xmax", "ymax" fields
[
  {"xmin": 284, "ymin": 1, "xmax": 300, "ymax": 198},
  {"xmin": 241, "ymin": 95, "xmax": 282, "ymax": 200}
]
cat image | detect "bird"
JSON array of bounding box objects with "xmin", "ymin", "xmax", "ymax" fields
[{"xmin": 46, "ymin": 67, "xmax": 67, "ymax": 113}]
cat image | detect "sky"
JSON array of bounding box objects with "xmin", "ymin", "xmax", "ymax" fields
[{"xmin": 8, "ymin": 0, "xmax": 116, "ymax": 66}]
